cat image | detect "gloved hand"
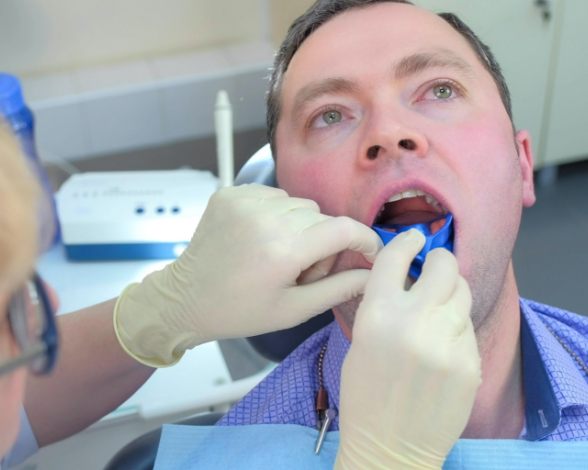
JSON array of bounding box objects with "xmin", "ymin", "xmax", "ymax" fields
[
  {"xmin": 114, "ymin": 184, "xmax": 382, "ymax": 367},
  {"xmin": 335, "ymin": 229, "xmax": 481, "ymax": 470}
]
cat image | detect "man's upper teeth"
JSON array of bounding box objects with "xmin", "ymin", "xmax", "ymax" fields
[
  {"xmin": 387, "ymin": 189, "xmax": 444, "ymax": 212},
  {"xmin": 387, "ymin": 189, "xmax": 426, "ymax": 202}
]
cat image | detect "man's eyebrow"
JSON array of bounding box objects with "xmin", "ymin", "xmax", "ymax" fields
[
  {"xmin": 291, "ymin": 77, "xmax": 359, "ymax": 119},
  {"xmin": 393, "ymin": 50, "xmax": 474, "ymax": 80},
  {"xmin": 289, "ymin": 51, "xmax": 472, "ymax": 119}
]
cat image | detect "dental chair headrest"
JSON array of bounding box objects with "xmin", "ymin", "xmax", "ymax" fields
[{"xmin": 234, "ymin": 143, "xmax": 276, "ymax": 187}]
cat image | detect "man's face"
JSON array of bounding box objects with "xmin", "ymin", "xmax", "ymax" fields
[{"xmin": 275, "ymin": 3, "xmax": 536, "ymax": 336}]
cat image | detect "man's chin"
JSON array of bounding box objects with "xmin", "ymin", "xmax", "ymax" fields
[{"xmin": 332, "ymin": 297, "xmax": 361, "ymax": 340}]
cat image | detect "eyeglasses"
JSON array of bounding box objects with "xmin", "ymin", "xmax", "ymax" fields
[{"xmin": 0, "ymin": 273, "xmax": 58, "ymax": 376}]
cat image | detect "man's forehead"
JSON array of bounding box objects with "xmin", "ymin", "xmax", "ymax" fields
[{"xmin": 283, "ymin": 3, "xmax": 480, "ymax": 94}]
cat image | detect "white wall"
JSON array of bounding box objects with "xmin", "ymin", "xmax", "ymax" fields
[
  {"xmin": 0, "ymin": 0, "xmax": 265, "ymax": 76},
  {"xmin": 0, "ymin": 1, "xmax": 321, "ymax": 162},
  {"xmin": 269, "ymin": 0, "xmax": 314, "ymax": 45}
]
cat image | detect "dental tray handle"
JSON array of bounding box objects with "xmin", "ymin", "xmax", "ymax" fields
[{"xmin": 372, "ymin": 214, "xmax": 454, "ymax": 279}]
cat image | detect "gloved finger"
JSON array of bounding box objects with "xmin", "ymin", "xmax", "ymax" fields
[
  {"xmin": 255, "ymin": 196, "xmax": 320, "ymax": 214},
  {"xmin": 432, "ymin": 276, "xmax": 472, "ymax": 338},
  {"xmin": 294, "ymin": 216, "xmax": 383, "ymax": 270},
  {"xmin": 220, "ymin": 200, "xmax": 324, "ymax": 236},
  {"xmin": 234, "ymin": 195, "xmax": 321, "ymax": 219},
  {"xmin": 410, "ymin": 247, "xmax": 459, "ymax": 305},
  {"xmin": 207, "ymin": 185, "xmax": 287, "ymax": 214},
  {"xmin": 459, "ymin": 318, "xmax": 482, "ymax": 386},
  {"xmin": 285, "ymin": 269, "xmax": 371, "ymax": 321},
  {"xmin": 276, "ymin": 207, "xmax": 331, "ymax": 236},
  {"xmin": 242, "ymin": 185, "xmax": 320, "ymax": 217},
  {"xmin": 452, "ymin": 276, "xmax": 473, "ymax": 337},
  {"xmin": 452, "ymin": 307, "xmax": 482, "ymax": 395},
  {"xmin": 297, "ymin": 255, "xmax": 337, "ymax": 284},
  {"xmin": 284, "ymin": 197, "xmax": 321, "ymax": 213},
  {"xmin": 228, "ymin": 183, "xmax": 288, "ymax": 199},
  {"xmin": 363, "ymin": 229, "xmax": 425, "ymax": 296}
]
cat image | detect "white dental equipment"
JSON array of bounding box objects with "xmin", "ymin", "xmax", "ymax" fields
[
  {"xmin": 56, "ymin": 89, "xmax": 238, "ymax": 261},
  {"xmin": 56, "ymin": 169, "xmax": 218, "ymax": 260}
]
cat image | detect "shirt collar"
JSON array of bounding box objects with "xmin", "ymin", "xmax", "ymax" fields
[
  {"xmin": 520, "ymin": 298, "xmax": 588, "ymax": 440},
  {"xmin": 319, "ymin": 300, "xmax": 588, "ymax": 438}
]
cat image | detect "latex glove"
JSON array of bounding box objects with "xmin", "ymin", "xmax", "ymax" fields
[
  {"xmin": 335, "ymin": 229, "xmax": 481, "ymax": 470},
  {"xmin": 114, "ymin": 184, "xmax": 382, "ymax": 367}
]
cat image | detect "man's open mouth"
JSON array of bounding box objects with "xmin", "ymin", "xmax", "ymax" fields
[{"xmin": 372, "ymin": 189, "xmax": 449, "ymax": 234}]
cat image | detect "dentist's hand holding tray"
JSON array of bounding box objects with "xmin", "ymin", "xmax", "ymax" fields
[
  {"xmin": 114, "ymin": 183, "xmax": 384, "ymax": 367},
  {"xmin": 337, "ymin": 209, "xmax": 481, "ymax": 469},
  {"xmin": 334, "ymin": 191, "xmax": 481, "ymax": 468}
]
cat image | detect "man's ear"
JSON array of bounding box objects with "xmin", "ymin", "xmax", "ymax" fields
[{"xmin": 516, "ymin": 130, "xmax": 536, "ymax": 208}]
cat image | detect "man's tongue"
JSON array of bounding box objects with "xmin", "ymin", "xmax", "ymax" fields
[
  {"xmin": 378, "ymin": 197, "xmax": 443, "ymax": 227},
  {"xmin": 386, "ymin": 210, "xmax": 441, "ymax": 226}
]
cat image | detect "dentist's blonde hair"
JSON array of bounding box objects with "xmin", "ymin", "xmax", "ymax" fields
[{"xmin": 0, "ymin": 123, "xmax": 40, "ymax": 292}]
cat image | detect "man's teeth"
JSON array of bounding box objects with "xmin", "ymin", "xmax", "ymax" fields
[
  {"xmin": 387, "ymin": 189, "xmax": 426, "ymax": 202},
  {"xmin": 385, "ymin": 189, "xmax": 445, "ymax": 213},
  {"xmin": 424, "ymin": 195, "xmax": 444, "ymax": 213}
]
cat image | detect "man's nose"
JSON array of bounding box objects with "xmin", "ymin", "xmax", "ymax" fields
[{"xmin": 358, "ymin": 110, "xmax": 429, "ymax": 164}]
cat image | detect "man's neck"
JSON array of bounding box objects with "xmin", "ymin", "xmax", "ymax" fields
[{"xmin": 462, "ymin": 264, "xmax": 525, "ymax": 439}]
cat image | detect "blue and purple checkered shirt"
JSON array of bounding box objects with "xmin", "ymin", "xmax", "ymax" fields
[{"xmin": 219, "ymin": 299, "xmax": 588, "ymax": 440}]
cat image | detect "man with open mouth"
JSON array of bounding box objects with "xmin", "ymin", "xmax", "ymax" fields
[{"xmin": 219, "ymin": 0, "xmax": 588, "ymax": 465}]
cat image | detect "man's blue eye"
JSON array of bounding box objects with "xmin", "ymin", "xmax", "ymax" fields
[
  {"xmin": 322, "ymin": 110, "xmax": 342, "ymax": 125},
  {"xmin": 433, "ymin": 84, "xmax": 453, "ymax": 99}
]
